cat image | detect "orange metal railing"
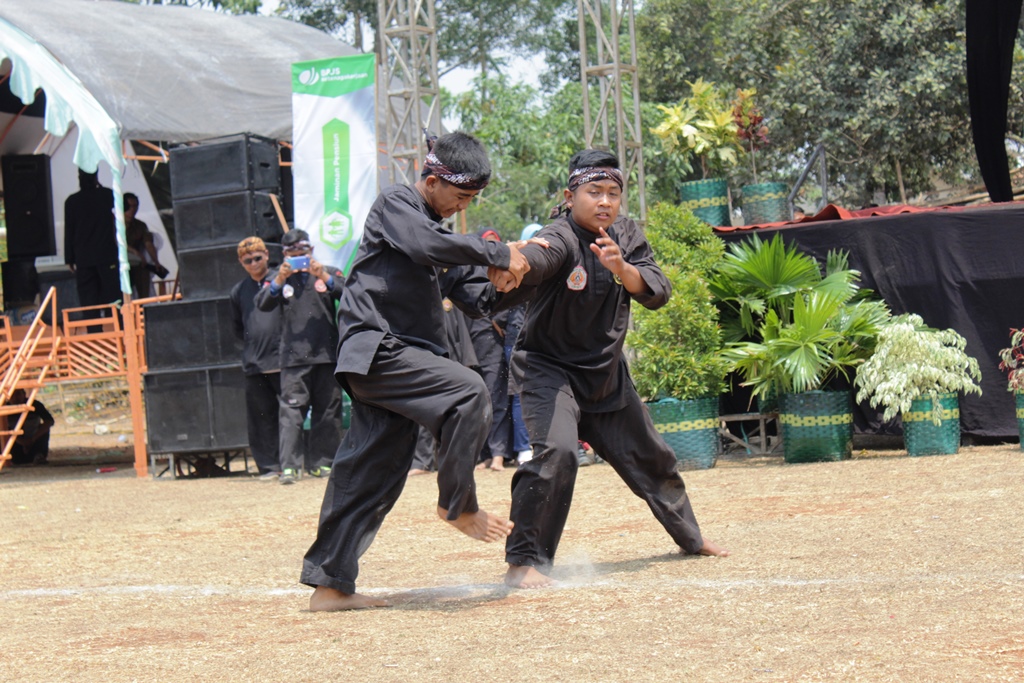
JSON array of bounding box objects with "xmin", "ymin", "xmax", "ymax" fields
[
  {"xmin": 0, "ymin": 288, "xmax": 179, "ymax": 475},
  {"xmin": 0, "ymin": 289, "xmax": 61, "ymax": 471}
]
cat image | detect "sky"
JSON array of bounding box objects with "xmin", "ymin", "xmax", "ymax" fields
[{"xmin": 257, "ymin": 0, "xmax": 541, "ymax": 97}]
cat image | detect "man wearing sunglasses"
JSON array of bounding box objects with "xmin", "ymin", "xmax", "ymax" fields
[
  {"xmin": 230, "ymin": 237, "xmax": 283, "ymax": 480},
  {"xmin": 255, "ymin": 229, "xmax": 345, "ymax": 485}
]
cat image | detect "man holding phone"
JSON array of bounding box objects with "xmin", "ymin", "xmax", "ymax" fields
[{"xmin": 255, "ymin": 229, "xmax": 345, "ymax": 485}]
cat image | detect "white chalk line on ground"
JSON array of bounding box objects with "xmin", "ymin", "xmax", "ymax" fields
[{"xmin": 3, "ymin": 572, "xmax": 1022, "ymax": 601}]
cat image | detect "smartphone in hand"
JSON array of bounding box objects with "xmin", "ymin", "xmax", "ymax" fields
[{"xmin": 286, "ymin": 255, "xmax": 310, "ymax": 271}]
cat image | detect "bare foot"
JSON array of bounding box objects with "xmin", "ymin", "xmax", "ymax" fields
[
  {"xmin": 488, "ymin": 456, "xmax": 505, "ymax": 471},
  {"xmin": 474, "ymin": 461, "xmax": 487, "ymax": 471},
  {"xmin": 407, "ymin": 468, "xmax": 430, "ymax": 477},
  {"xmin": 694, "ymin": 539, "xmax": 730, "ymax": 557},
  {"xmin": 505, "ymin": 565, "xmax": 554, "ymax": 589},
  {"xmin": 437, "ymin": 506, "xmax": 513, "ymax": 542},
  {"xmin": 308, "ymin": 585, "xmax": 389, "ymax": 611}
]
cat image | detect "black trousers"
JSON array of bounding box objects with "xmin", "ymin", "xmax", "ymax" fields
[
  {"xmin": 75, "ymin": 264, "xmax": 120, "ymax": 307},
  {"xmin": 505, "ymin": 383, "xmax": 704, "ymax": 570},
  {"xmin": 279, "ymin": 363, "xmax": 342, "ymax": 473},
  {"xmin": 410, "ymin": 424, "xmax": 438, "ymax": 472},
  {"xmin": 245, "ymin": 372, "xmax": 281, "ymax": 474},
  {"xmin": 301, "ymin": 340, "xmax": 492, "ymax": 593}
]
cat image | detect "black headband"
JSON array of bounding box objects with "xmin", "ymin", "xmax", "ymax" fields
[
  {"xmin": 422, "ymin": 130, "xmax": 490, "ymax": 191},
  {"xmin": 549, "ymin": 166, "xmax": 625, "ymax": 218}
]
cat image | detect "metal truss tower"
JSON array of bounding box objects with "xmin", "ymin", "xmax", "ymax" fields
[
  {"xmin": 577, "ymin": 0, "xmax": 647, "ymax": 222},
  {"xmin": 377, "ymin": 0, "xmax": 442, "ymax": 186}
]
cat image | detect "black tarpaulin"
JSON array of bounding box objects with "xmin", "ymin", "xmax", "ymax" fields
[{"xmin": 719, "ymin": 203, "xmax": 1024, "ymax": 439}]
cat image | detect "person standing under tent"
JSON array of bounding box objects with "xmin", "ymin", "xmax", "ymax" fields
[{"xmin": 64, "ymin": 170, "xmax": 119, "ymax": 320}]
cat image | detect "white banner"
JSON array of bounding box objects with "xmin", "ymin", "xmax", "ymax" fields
[{"xmin": 291, "ymin": 54, "xmax": 376, "ymax": 274}]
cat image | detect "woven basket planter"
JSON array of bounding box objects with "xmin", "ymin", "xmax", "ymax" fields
[
  {"xmin": 902, "ymin": 392, "xmax": 960, "ymax": 457},
  {"xmin": 778, "ymin": 390, "xmax": 853, "ymax": 463},
  {"xmin": 1017, "ymin": 392, "xmax": 1024, "ymax": 452},
  {"xmin": 647, "ymin": 396, "xmax": 719, "ymax": 470},
  {"xmin": 741, "ymin": 182, "xmax": 790, "ymax": 225},
  {"xmin": 678, "ymin": 178, "xmax": 730, "ymax": 226}
]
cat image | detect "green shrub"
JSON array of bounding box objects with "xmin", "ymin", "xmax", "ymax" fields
[{"xmin": 628, "ymin": 202, "xmax": 727, "ymax": 400}]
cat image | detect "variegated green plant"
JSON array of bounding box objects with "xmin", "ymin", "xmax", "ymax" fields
[
  {"xmin": 650, "ymin": 78, "xmax": 742, "ymax": 179},
  {"xmin": 854, "ymin": 314, "xmax": 982, "ymax": 425}
]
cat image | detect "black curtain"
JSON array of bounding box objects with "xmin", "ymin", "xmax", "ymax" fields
[{"xmin": 966, "ymin": 0, "xmax": 1023, "ymax": 202}]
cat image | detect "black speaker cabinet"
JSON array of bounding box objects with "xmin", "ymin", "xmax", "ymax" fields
[
  {"xmin": 176, "ymin": 243, "xmax": 282, "ymax": 300},
  {"xmin": 1, "ymin": 154, "xmax": 56, "ymax": 258},
  {"xmin": 169, "ymin": 134, "xmax": 280, "ymax": 200},
  {"xmin": 144, "ymin": 364, "xmax": 248, "ymax": 454},
  {"xmin": 173, "ymin": 191, "xmax": 283, "ymax": 250},
  {"xmin": 143, "ymin": 297, "xmax": 244, "ymax": 370},
  {"xmin": 1, "ymin": 258, "xmax": 40, "ymax": 308}
]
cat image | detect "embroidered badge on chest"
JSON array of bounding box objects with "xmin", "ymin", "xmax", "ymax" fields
[
  {"xmin": 282, "ymin": 284, "xmax": 295, "ymax": 299},
  {"xmin": 566, "ymin": 264, "xmax": 588, "ymax": 291},
  {"xmin": 314, "ymin": 279, "xmax": 327, "ymax": 293},
  {"xmin": 442, "ymin": 298, "xmax": 453, "ymax": 312}
]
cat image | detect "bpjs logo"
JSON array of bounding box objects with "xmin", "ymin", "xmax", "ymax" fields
[{"xmin": 298, "ymin": 68, "xmax": 321, "ymax": 86}]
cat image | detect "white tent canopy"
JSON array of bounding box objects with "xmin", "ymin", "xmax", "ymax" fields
[
  {"xmin": 0, "ymin": 0, "xmax": 358, "ymax": 147},
  {"xmin": 0, "ymin": 0, "xmax": 357, "ymax": 294}
]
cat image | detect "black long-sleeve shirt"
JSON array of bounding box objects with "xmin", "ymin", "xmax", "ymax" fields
[
  {"xmin": 64, "ymin": 186, "xmax": 117, "ymax": 267},
  {"xmin": 506, "ymin": 214, "xmax": 671, "ymax": 412},
  {"xmin": 230, "ymin": 275, "xmax": 282, "ymax": 375},
  {"xmin": 254, "ymin": 269, "xmax": 344, "ymax": 368},
  {"xmin": 335, "ymin": 183, "xmax": 511, "ymax": 376}
]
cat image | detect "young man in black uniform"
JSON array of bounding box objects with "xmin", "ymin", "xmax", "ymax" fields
[
  {"xmin": 254, "ymin": 229, "xmax": 344, "ymax": 485},
  {"xmin": 229, "ymin": 237, "xmax": 283, "ymax": 480},
  {"xmin": 490, "ymin": 149, "xmax": 729, "ymax": 589},
  {"xmin": 301, "ymin": 131, "xmax": 530, "ymax": 611}
]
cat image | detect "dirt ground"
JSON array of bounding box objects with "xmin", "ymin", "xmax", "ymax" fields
[{"xmin": 2, "ymin": 423, "xmax": 1023, "ymax": 682}]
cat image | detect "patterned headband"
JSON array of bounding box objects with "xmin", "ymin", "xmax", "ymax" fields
[
  {"xmin": 283, "ymin": 240, "xmax": 312, "ymax": 251},
  {"xmin": 569, "ymin": 166, "xmax": 624, "ymax": 191},
  {"xmin": 549, "ymin": 166, "xmax": 625, "ymax": 218},
  {"xmin": 422, "ymin": 129, "xmax": 490, "ymax": 191}
]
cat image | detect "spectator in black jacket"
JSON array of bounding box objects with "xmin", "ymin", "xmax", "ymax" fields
[
  {"xmin": 254, "ymin": 229, "xmax": 344, "ymax": 485},
  {"xmin": 230, "ymin": 237, "xmax": 283, "ymax": 480}
]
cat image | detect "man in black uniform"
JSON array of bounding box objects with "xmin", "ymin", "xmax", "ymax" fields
[
  {"xmin": 254, "ymin": 229, "xmax": 344, "ymax": 485},
  {"xmin": 490, "ymin": 149, "xmax": 729, "ymax": 589},
  {"xmin": 64, "ymin": 170, "xmax": 119, "ymax": 323},
  {"xmin": 301, "ymin": 131, "xmax": 530, "ymax": 611},
  {"xmin": 230, "ymin": 237, "xmax": 283, "ymax": 480}
]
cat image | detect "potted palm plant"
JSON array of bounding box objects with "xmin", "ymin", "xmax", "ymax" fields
[
  {"xmin": 627, "ymin": 202, "xmax": 728, "ymax": 469},
  {"xmin": 650, "ymin": 79, "xmax": 742, "ymax": 226},
  {"xmin": 855, "ymin": 314, "xmax": 982, "ymax": 456},
  {"xmin": 995, "ymin": 328, "xmax": 1024, "ymax": 450},
  {"xmin": 715, "ymin": 235, "xmax": 891, "ymax": 463}
]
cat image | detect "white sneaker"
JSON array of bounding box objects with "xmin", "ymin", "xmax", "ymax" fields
[{"xmin": 517, "ymin": 449, "xmax": 533, "ymax": 464}]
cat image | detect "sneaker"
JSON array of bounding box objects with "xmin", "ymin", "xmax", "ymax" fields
[
  {"xmin": 310, "ymin": 465, "xmax": 332, "ymax": 478},
  {"xmin": 516, "ymin": 449, "xmax": 533, "ymax": 464},
  {"xmin": 279, "ymin": 468, "xmax": 298, "ymax": 485},
  {"xmin": 259, "ymin": 471, "xmax": 281, "ymax": 482}
]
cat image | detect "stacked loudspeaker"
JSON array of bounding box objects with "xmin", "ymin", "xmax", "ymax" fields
[{"xmin": 143, "ymin": 134, "xmax": 285, "ymax": 457}]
